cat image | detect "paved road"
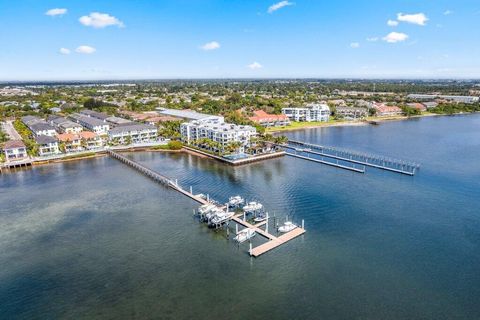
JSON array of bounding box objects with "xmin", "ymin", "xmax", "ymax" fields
[{"xmin": 1, "ymin": 120, "xmax": 22, "ymax": 140}]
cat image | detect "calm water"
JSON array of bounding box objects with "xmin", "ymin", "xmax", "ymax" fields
[{"xmin": 1, "ymin": 114, "xmax": 480, "ymax": 319}]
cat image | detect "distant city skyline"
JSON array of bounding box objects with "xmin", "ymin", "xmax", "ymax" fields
[{"xmin": 1, "ymin": 0, "xmax": 479, "ymax": 80}]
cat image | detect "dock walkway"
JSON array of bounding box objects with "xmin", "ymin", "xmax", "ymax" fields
[{"xmin": 107, "ymin": 150, "xmax": 306, "ymax": 257}]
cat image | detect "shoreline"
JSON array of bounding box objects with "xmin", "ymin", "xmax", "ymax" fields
[
  {"xmin": 29, "ymin": 147, "xmax": 182, "ymax": 167},
  {"xmin": 2, "ymin": 112, "xmax": 477, "ymax": 171},
  {"xmin": 266, "ymin": 112, "xmax": 475, "ymax": 133}
]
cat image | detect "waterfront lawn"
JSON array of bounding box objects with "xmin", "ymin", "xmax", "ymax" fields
[{"xmin": 266, "ymin": 119, "xmax": 343, "ymax": 132}]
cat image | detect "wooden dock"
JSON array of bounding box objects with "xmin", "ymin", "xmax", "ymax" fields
[
  {"xmin": 108, "ymin": 150, "xmax": 306, "ymax": 257},
  {"xmin": 231, "ymin": 214, "xmax": 306, "ymax": 257},
  {"xmin": 0, "ymin": 159, "xmax": 33, "ymax": 172}
]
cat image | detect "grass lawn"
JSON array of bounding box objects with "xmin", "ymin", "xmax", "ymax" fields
[{"xmin": 265, "ymin": 119, "xmax": 348, "ymax": 132}]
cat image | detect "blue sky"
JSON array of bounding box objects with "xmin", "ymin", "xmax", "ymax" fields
[{"xmin": 0, "ymin": 0, "xmax": 479, "ymax": 80}]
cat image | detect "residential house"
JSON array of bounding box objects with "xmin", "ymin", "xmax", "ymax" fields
[
  {"xmin": 79, "ymin": 131, "xmax": 103, "ymax": 150},
  {"xmin": 35, "ymin": 135, "xmax": 60, "ymax": 156},
  {"xmin": 57, "ymin": 131, "xmax": 103, "ymax": 152},
  {"xmin": 2, "ymin": 140, "xmax": 28, "ymax": 162}
]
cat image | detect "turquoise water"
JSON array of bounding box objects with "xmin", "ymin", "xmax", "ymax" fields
[{"xmin": 1, "ymin": 114, "xmax": 480, "ymax": 319}]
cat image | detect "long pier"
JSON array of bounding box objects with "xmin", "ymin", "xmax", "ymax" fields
[
  {"xmin": 107, "ymin": 150, "xmax": 305, "ymax": 257},
  {"xmin": 285, "ymin": 140, "xmax": 420, "ymax": 176}
]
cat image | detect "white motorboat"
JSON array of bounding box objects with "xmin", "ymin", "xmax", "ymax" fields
[
  {"xmin": 198, "ymin": 204, "xmax": 216, "ymax": 215},
  {"xmin": 209, "ymin": 210, "xmax": 234, "ymax": 226},
  {"xmin": 234, "ymin": 228, "xmax": 256, "ymax": 243},
  {"xmin": 228, "ymin": 195, "xmax": 245, "ymax": 207},
  {"xmin": 278, "ymin": 221, "xmax": 297, "ymax": 233},
  {"xmin": 243, "ymin": 201, "xmax": 263, "ymax": 212},
  {"xmin": 205, "ymin": 208, "xmax": 222, "ymax": 222}
]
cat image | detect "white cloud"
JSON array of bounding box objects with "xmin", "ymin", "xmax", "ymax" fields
[
  {"xmin": 350, "ymin": 42, "xmax": 360, "ymax": 48},
  {"xmin": 383, "ymin": 32, "xmax": 409, "ymax": 43},
  {"xmin": 443, "ymin": 10, "xmax": 453, "ymax": 16},
  {"xmin": 366, "ymin": 37, "xmax": 379, "ymax": 42},
  {"xmin": 387, "ymin": 19, "xmax": 399, "ymax": 27},
  {"xmin": 75, "ymin": 45, "xmax": 96, "ymax": 54},
  {"xmin": 268, "ymin": 1, "xmax": 294, "ymax": 13},
  {"xmin": 45, "ymin": 8, "xmax": 67, "ymax": 16},
  {"xmin": 397, "ymin": 13, "xmax": 428, "ymax": 26},
  {"xmin": 79, "ymin": 12, "xmax": 124, "ymax": 28},
  {"xmin": 247, "ymin": 62, "xmax": 263, "ymax": 70},
  {"xmin": 200, "ymin": 41, "xmax": 220, "ymax": 51},
  {"xmin": 59, "ymin": 48, "xmax": 71, "ymax": 55}
]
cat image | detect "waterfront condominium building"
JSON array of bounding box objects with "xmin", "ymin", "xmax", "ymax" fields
[
  {"xmin": 180, "ymin": 119, "xmax": 257, "ymax": 153},
  {"xmin": 108, "ymin": 123, "xmax": 158, "ymax": 144},
  {"xmin": 282, "ymin": 103, "xmax": 331, "ymax": 122}
]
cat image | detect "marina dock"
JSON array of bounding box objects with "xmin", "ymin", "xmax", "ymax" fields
[
  {"xmin": 108, "ymin": 150, "xmax": 306, "ymax": 257},
  {"xmin": 282, "ymin": 140, "xmax": 420, "ymax": 176}
]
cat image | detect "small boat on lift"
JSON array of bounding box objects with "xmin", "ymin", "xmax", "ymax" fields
[
  {"xmin": 209, "ymin": 210, "xmax": 234, "ymax": 227},
  {"xmin": 228, "ymin": 195, "xmax": 244, "ymax": 207},
  {"xmin": 198, "ymin": 204, "xmax": 216, "ymax": 215},
  {"xmin": 243, "ymin": 201, "xmax": 263, "ymax": 213},
  {"xmin": 234, "ymin": 228, "xmax": 256, "ymax": 243},
  {"xmin": 254, "ymin": 212, "xmax": 268, "ymax": 223},
  {"xmin": 278, "ymin": 221, "xmax": 297, "ymax": 233}
]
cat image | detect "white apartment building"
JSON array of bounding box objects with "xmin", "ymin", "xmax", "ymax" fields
[
  {"xmin": 181, "ymin": 119, "xmax": 257, "ymax": 153},
  {"xmin": 282, "ymin": 103, "xmax": 331, "ymax": 122}
]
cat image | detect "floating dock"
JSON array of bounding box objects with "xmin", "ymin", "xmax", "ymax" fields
[
  {"xmin": 286, "ymin": 152, "xmax": 365, "ymax": 173},
  {"xmin": 231, "ymin": 214, "xmax": 306, "ymax": 257},
  {"xmin": 107, "ymin": 150, "xmax": 306, "ymax": 257}
]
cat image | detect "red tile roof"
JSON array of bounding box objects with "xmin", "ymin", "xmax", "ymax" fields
[{"xmin": 249, "ymin": 110, "xmax": 289, "ymax": 123}]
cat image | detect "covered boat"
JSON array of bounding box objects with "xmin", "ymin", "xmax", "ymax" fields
[{"xmin": 234, "ymin": 228, "xmax": 256, "ymax": 243}]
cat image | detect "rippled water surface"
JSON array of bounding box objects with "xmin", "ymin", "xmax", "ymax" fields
[{"xmin": 1, "ymin": 114, "xmax": 480, "ymax": 319}]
